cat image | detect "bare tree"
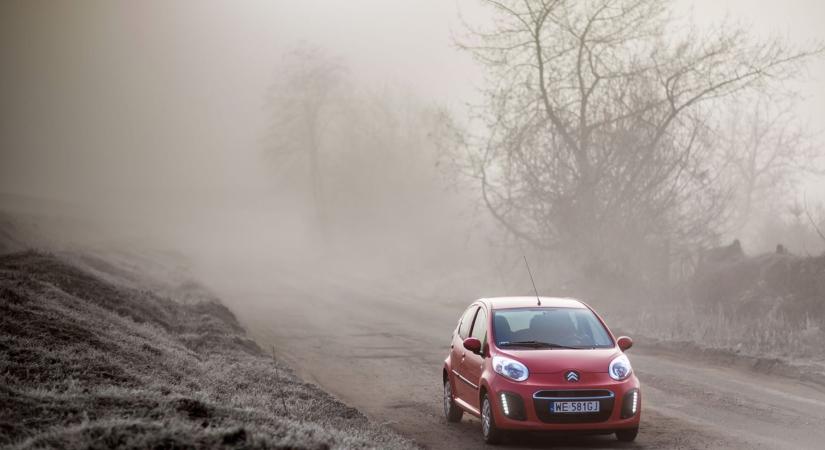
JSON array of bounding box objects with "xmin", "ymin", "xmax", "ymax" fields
[
  {"xmin": 803, "ymin": 196, "xmax": 825, "ymax": 247},
  {"xmin": 267, "ymin": 50, "xmax": 461, "ymax": 259},
  {"xmin": 454, "ymin": 0, "xmax": 822, "ymax": 281},
  {"xmin": 721, "ymin": 95, "xmax": 821, "ymax": 233},
  {"xmin": 267, "ymin": 46, "xmax": 347, "ymax": 232}
]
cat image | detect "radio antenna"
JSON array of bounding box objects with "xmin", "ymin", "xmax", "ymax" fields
[{"xmin": 523, "ymin": 255, "xmax": 541, "ymax": 306}]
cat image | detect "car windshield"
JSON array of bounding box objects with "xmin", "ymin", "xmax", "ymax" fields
[{"xmin": 493, "ymin": 307, "xmax": 613, "ymax": 349}]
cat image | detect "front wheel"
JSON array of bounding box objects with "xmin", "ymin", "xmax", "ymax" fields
[
  {"xmin": 443, "ymin": 380, "xmax": 463, "ymax": 422},
  {"xmin": 481, "ymin": 393, "xmax": 503, "ymax": 444},
  {"xmin": 616, "ymin": 427, "xmax": 638, "ymax": 442}
]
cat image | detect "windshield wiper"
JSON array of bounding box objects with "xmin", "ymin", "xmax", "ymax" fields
[{"xmin": 498, "ymin": 340, "xmax": 586, "ymax": 349}]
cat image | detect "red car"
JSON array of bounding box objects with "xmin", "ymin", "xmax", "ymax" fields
[{"xmin": 442, "ymin": 297, "xmax": 640, "ymax": 444}]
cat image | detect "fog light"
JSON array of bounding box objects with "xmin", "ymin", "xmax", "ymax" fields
[
  {"xmin": 621, "ymin": 388, "xmax": 640, "ymax": 418},
  {"xmin": 498, "ymin": 392, "xmax": 526, "ymax": 420}
]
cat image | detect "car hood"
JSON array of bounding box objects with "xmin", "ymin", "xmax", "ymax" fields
[{"xmin": 495, "ymin": 348, "xmax": 620, "ymax": 374}]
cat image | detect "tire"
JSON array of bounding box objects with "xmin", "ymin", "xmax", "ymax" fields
[
  {"xmin": 616, "ymin": 427, "xmax": 639, "ymax": 442},
  {"xmin": 481, "ymin": 393, "xmax": 503, "ymax": 445},
  {"xmin": 443, "ymin": 379, "xmax": 463, "ymax": 423}
]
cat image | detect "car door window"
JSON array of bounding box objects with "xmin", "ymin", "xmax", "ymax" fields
[
  {"xmin": 470, "ymin": 309, "xmax": 487, "ymax": 341},
  {"xmin": 458, "ymin": 306, "xmax": 478, "ymax": 339}
]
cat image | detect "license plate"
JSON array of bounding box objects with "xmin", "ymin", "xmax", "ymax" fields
[{"xmin": 550, "ymin": 401, "xmax": 600, "ymax": 413}]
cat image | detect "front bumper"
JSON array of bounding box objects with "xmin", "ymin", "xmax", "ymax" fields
[{"xmin": 488, "ymin": 372, "xmax": 641, "ymax": 431}]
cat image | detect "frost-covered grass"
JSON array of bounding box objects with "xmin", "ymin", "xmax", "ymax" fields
[
  {"xmin": 0, "ymin": 251, "xmax": 415, "ymax": 450},
  {"xmin": 598, "ymin": 252, "xmax": 825, "ymax": 366},
  {"xmin": 611, "ymin": 302, "xmax": 825, "ymax": 361}
]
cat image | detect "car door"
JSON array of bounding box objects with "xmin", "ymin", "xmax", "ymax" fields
[
  {"xmin": 452, "ymin": 305, "xmax": 479, "ymax": 403},
  {"xmin": 460, "ymin": 306, "xmax": 488, "ymax": 411}
]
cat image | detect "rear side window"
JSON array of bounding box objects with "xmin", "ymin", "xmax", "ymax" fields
[{"xmin": 458, "ymin": 306, "xmax": 478, "ymax": 339}]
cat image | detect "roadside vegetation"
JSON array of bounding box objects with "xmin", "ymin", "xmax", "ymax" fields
[
  {"xmin": 0, "ymin": 250, "xmax": 415, "ymax": 449},
  {"xmin": 600, "ymin": 245, "xmax": 825, "ymax": 375}
]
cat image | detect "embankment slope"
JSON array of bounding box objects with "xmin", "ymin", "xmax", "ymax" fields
[{"xmin": 0, "ymin": 250, "xmax": 414, "ymax": 449}]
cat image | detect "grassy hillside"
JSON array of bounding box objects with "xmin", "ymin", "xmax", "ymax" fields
[{"xmin": 0, "ymin": 250, "xmax": 415, "ymax": 449}]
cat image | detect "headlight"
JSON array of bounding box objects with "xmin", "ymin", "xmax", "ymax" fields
[
  {"xmin": 492, "ymin": 356, "xmax": 529, "ymax": 382},
  {"xmin": 609, "ymin": 354, "xmax": 632, "ymax": 381}
]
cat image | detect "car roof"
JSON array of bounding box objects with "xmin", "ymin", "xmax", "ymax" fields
[{"xmin": 481, "ymin": 296, "xmax": 587, "ymax": 310}]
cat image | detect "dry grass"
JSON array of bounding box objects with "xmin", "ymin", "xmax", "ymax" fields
[
  {"xmin": 597, "ymin": 252, "xmax": 825, "ymax": 365},
  {"xmin": 0, "ymin": 251, "xmax": 416, "ymax": 450},
  {"xmin": 614, "ymin": 302, "xmax": 825, "ymax": 360}
]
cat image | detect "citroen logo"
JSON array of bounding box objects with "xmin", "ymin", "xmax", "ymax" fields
[{"xmin": 565, "ymin": 370, "xmax": 580, "ymax": 382}]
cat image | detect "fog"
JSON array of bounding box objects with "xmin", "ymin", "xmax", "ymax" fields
[
  {"xmin": 1, "ymin": 0, "xmax": 824, "ymax": 304},
  {"xmin": 7, "ymin": 5, "xmax": 825, "ymax": 449},
  {"xmin": 0, "ymin": 1, "xmax": 486, "ymax": 304},
  {"xmin": 0, "ymin": 0, "xmax": 480, "ymax": 206}
]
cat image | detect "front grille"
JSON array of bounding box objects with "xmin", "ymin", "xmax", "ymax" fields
[
  {"xmin": 533, "ymin": 389, "xmax": 613, "ymax": 399},
  {"xmin": 533, "ymin": 390, "xmax": 614, "ymax": 423}
]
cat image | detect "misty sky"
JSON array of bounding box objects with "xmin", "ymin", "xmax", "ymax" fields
[{"xmin": 1, "ymin": 0, "xmax": 823, "ymax": 209}]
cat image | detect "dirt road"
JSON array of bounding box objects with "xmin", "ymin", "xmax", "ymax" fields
[{"xmin": 217, "ymin": 277, "xmax": 825, "ymax": 449}]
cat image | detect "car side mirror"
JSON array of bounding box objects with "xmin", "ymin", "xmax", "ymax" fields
[
  {"xmin": 462, "ymin": 337, "xmax": 482, "ymax": 354},
  {"xmin": 617, "ymin": 336, "xmax": 633, "ymax": 351}
]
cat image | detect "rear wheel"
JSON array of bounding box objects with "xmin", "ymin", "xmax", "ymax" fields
[
  {"xmin": 443, "ymin": 379, "xmax": 463, "ymax": 422},
  {"xmin": 616, "ymin": 427, "xmax": 638, "ymax": 442},
  {"xmin": 481, "ymin": 393, "xmax": 503, "ymax": 444}
]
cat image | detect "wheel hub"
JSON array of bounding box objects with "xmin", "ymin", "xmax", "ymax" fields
[{"xmin": 482, "ymin": 398, "xmax": 491, "ymax": 437}]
